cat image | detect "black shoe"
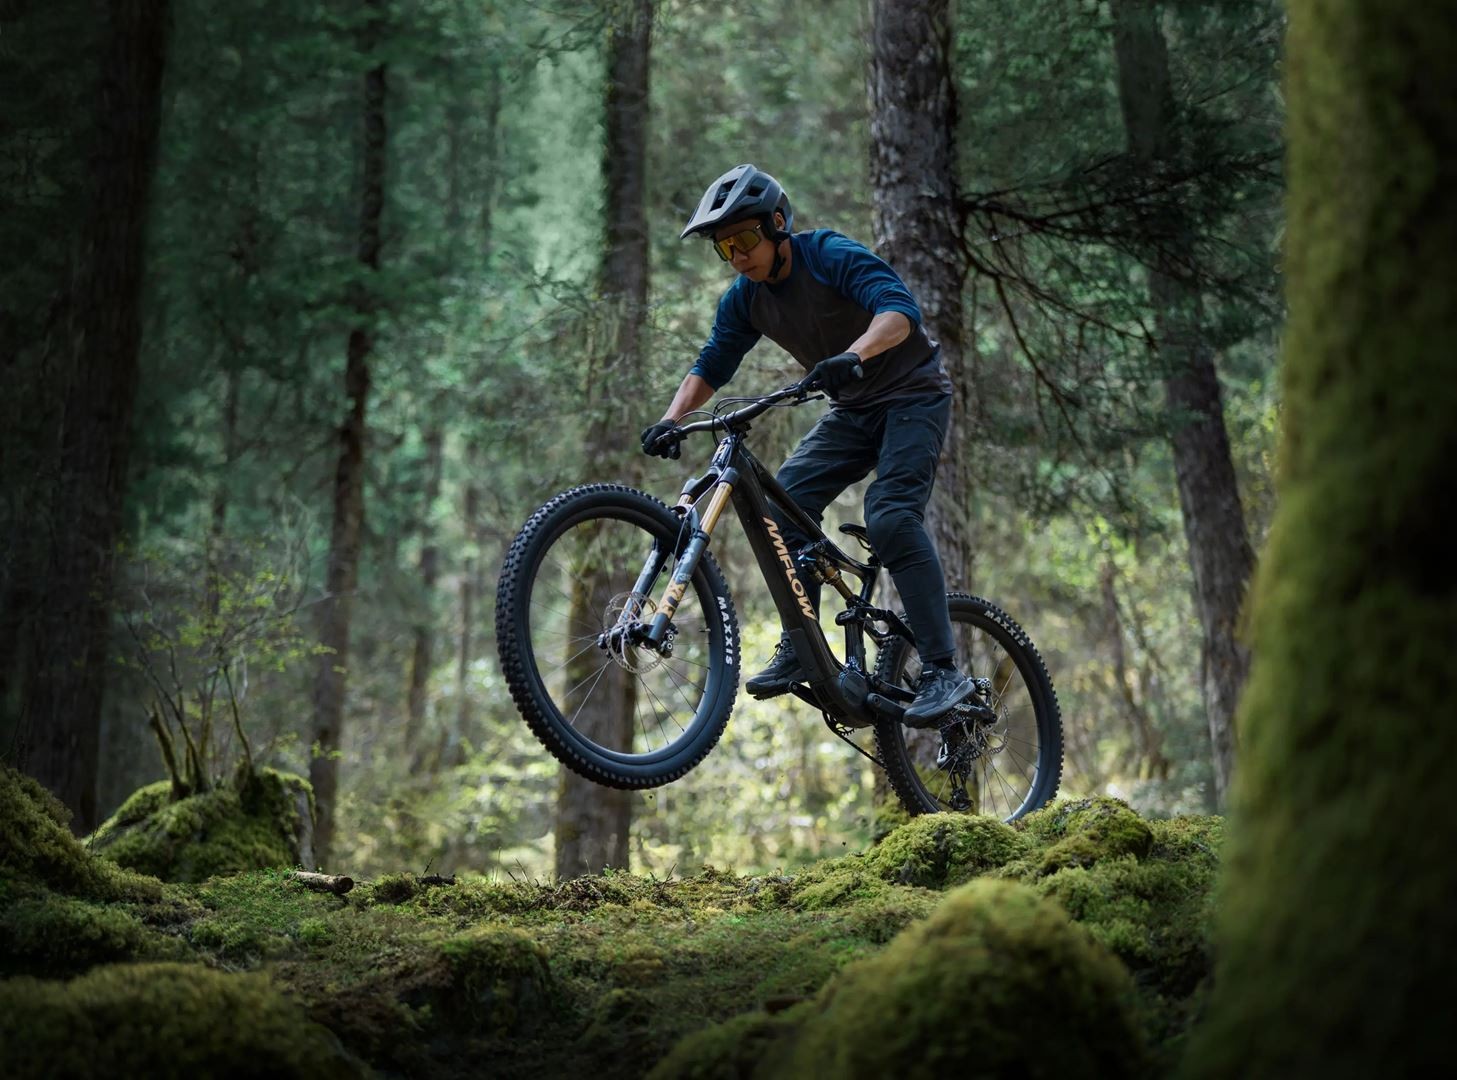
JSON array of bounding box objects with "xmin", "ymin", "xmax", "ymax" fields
[
  {"xmin": 902, "ymin": 665, "xmax": 975, "ymax": 728},
  {"xmin": 745, "ymin": 635, "xmax": 805, "ymax": 699}
]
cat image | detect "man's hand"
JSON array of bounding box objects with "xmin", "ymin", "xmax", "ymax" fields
[
  {"xmin": 804, "ymin": 352, "xmax": 864, "ymax": 395},
  {"xmin": 640, "ymin": 420, "xmax": 684, "ymax": 459}
]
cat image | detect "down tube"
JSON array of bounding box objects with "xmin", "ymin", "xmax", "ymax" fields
[{"xmin": 728, "ymin": 454, "xmax": 841, "ymax": 684}]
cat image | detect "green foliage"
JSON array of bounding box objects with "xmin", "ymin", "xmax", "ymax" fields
[{"xmin": 115, "ymin": 529, "xmax": 325, "ymax": 801}]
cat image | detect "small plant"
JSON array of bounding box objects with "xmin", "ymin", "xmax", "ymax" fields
[{"xmin": 119, "ymin": 527, "xmax": 323, "ymax": 801}]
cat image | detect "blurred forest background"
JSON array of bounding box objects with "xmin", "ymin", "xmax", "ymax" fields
[{"xmin": 0, "ymin": 0, "xmax": 1282, "ymax": 880}]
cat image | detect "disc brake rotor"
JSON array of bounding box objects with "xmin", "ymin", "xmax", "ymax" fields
[{"xmin": 600, "ymin": 592, "xmax": 668, "ymax": 674}]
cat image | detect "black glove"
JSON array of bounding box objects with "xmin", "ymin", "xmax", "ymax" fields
[
  {"xmin": 640, "ymin": 420, "xmax": 684, "ymax": 459},
  {"xmin": 804, "ymin": 352, "xmax": 864, "ymax": 395}
]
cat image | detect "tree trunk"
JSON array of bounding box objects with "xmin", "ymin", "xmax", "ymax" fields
[
  {"xmin": 867, "ymin": 0, "xmax": 973, "ymax": 591},
  {"xmin": 1110, "ymin": 0, "xmax": 1254, "ymax": 808},
  {"xmin": 405, "ymin": 425, "xmax": 442, "ymax": 761},
  {"xmin": 21, "ymin": 0, "xmax": 171, "ymax": 831},
  {"xmin": 445, "ymin": 439, "xmax": 482, "ymax": 771},
  {"xmin": 310, "ymin": 5, "xmax": 386, "ymax": 865},
  {"xmin": 554, "ymin": 0, "xmax": 652, "ymax": 881},
  {"xmin": 1186, "ymin": 3, "xmax": 1457, "ymax": 1072},
  {"xmin": 205, "ymin": 365, "xmax": 242, "ymax": 618}
]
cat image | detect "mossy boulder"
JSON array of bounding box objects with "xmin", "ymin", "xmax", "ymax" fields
[
  {"xmin": 864, "ymin": 812, "xmax": 1030, "ymax": 887},
  {"xmin": 0, "ymin": 764, "xmax": 159, "ymax": 902},
  {"xmin": 88, "ymin": 768, "xmax": 315, "ymax": 883},
  {"xmin": 0, "ymin": 895, "xmax": 185, "ymax": 975},
  {"xmin": 0, "ymin": 962, "xmax": 360, "ymax": 1078},
  {"xmin": 1006, "ymin": 796, "xmax": 1154, "ymax": 878},
  {"xmin": 786, "ymin": 878, "xmax": 1144, "ymax": 1078},
  {"xmin": 654, "ymin": 879, "xmax": 1145, "ymax": 1079}
]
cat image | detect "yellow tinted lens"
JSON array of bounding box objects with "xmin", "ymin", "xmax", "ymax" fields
[{"xmin": 713, "ymin": 227, "xmax": 762, "ymax": 261}]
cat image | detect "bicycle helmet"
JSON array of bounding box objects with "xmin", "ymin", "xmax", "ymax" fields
[{"xmin": 680, "ymin": 164, "xmax": 793, "ymax": 240}]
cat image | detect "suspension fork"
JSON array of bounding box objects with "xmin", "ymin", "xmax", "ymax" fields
[{"xmin": 639, "ymin": 468, "xmax": 738, "ymax": 648}]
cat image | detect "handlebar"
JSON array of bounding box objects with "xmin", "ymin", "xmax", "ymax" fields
[{"xmin": 675, "ymin": 379, "xmax": 817, "ymax": 437}]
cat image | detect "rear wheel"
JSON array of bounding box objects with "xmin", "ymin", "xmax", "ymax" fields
[
  {"xmin": 873, "ymin": 594, "xmax": 1062, "ymax": 821},
  {"xmin": 495, "ymin": 485, "xmax": 739, "ymax": 789}
]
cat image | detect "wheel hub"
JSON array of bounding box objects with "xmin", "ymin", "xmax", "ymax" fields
[{"xmin": 598, "ymin": 592, "xmax": 673, "ymax": 673}]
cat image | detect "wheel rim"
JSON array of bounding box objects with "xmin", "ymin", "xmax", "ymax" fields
[
  {"xmin": 892, "ymin": 616, "xmax": 1050, "ymax": 821},
  {"xmin": 523, "ymin": 509, "xmax": 723, "ymax": 763}
]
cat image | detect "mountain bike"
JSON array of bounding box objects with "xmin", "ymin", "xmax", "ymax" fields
[{"xmin": 494, "ymin": 379, "xmax": 1062, "ymax": 822}]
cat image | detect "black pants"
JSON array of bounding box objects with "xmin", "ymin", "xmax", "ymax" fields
[{"xmin": 771, "ymin": 390, "xmax": 956, "ymax": 664}]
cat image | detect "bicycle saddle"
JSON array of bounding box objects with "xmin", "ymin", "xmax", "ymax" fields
[{"xmin": 839, "ymin": 523, "xmax": 873, "ymax": 552}]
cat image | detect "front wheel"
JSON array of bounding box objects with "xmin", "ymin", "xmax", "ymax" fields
[
  {"xmin": 873, "ymin": 594, "xmax": 1062, "ymax": 822},
  {"xmin": 495, "ymin": 484, "xmax": 739, "ymax": 789}
]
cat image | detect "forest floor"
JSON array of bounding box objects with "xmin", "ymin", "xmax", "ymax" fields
[{"xmin": 1, "ymin": 765, "xmax": 1221, "ymax": 1078}]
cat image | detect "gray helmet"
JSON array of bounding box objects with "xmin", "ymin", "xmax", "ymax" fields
[{"xmin": 680, "ymin": 164, "xmax": 793, "ymax": 240}]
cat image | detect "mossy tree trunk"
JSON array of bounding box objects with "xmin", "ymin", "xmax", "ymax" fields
[
  {"xmin": 1184, "ymin": 3, "xmax": 1457, "ymax": 1073},
  {"xmin": 310, "ymin": 0, "xmax": 387, "ymax": 866},
  {"xmin": 1111, "ymin": 0, "xmax": 1254, "ymax": 808},
  {"xmin": 22, "ymin": 0, "xmax": 171, "ymax": 831},
  {"xmin": 554, "ymin": 0, "xmax": 653, "ymax": 880}
]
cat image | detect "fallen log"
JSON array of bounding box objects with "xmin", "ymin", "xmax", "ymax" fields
[{"xmin": 287, "ymin": 870, "xmax": 354, "ymax": 895}]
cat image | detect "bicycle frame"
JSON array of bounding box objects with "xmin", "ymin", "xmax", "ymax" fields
[{"xmin": 635, "ymin": 391, "xmax": 920, "ymax": 729}]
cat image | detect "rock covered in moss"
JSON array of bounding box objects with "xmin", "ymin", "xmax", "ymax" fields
[
  {"xmin": 0, "ymin": 962, "xmax": 360, "ymax": 1078},
  {"xmin": 656, "ymin": 879, "xmax": 1145, "ymax": 1079},
  {"xmin": 88, "ymin": 768, "xmax": 315, "ymax": 884},
  {"xmin": 777, "ymin": 878, "xmax": 1145, "ymax": 1078},
  {"xmin": 865, "ymin": 812, "xmax": 1030, "ymax": 887},
  {"xmin": 1006, "ymin": 795, "xmax": 1154, "ymax": 877},
  {"xmin": 0, "ymin": 765, "xmax": 159, "ymax": 902}
]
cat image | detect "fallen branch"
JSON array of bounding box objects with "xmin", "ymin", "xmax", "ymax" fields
[{"xmin": 288, "ymin": 870, "xmax": 354, "ymax": 895}]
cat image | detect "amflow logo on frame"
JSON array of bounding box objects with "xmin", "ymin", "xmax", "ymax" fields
[{"xmin": 763, "ymin": 517, "xmax": 816, "ymax": 620}]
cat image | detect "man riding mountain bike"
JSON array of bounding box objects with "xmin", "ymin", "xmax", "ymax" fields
[{"xmin": 641, "ymin": 163, "xmax": 974, "ymax": 726}]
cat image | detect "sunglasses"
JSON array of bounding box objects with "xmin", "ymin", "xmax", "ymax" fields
[{"xmin": 712, "ymin": 224, "xmax": 766, "ymax": 262}]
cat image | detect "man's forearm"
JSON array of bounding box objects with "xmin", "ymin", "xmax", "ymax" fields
[
  {"xmin": 662, "ymin": 373, "xmax": 715, "ymax": 422},
  {"xmin": 845, "ymin": 311, "xmax": 911, "ymax": 364}
]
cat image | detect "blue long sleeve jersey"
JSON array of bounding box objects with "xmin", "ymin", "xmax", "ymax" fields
[{"xmin": 688, "ymin": 229, "xmax": 952, "ymax": 409}]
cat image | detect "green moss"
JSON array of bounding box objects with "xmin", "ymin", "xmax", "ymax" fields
[
  {"xmin": 89, "ymin": 769, "xmax": 312, "ymax": 884},
  {"xmin": 774, "ymin": 879, "xmax": 1147, "ymax": 1079},
  {"xmin": 0, "ymin": 895, "xmax": 184, "ymax": 975},
  {"xmin": 297, "ymin": 916, "xmax": 334, "ymax": 947},
  {"xmin": 864, "ymin": 812, "xmax": 1030, "ymax": 887},
  {"xmin": 0, "ymin": 962, "xmax": 361, "ymax": 1078},
  {"xmin": 0, "ymin": 764, "xmax": 160, "ymax": 902},
  {"xmin": 647, "ymin": 1003, "xmax": 812, "ymax": 1080},
  {"xmin": 787, "ymin": 857, "xmax": 891, "ymax": 910},
  {"xmin": 1004, "ymin": 796, "xmax": 1154, "ymax": 878},
  {"xmin": 369, "ymin": 872, "xmax": 420, "ymax": 905},
  {"xmin": 434, "ymin": 925, "xmax": 554, "ymax": 1033}
]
